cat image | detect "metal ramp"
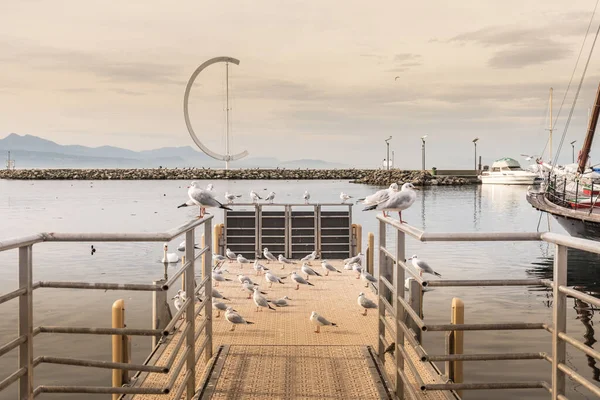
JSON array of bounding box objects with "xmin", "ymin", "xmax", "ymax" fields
[{"xmin": 197, "ymin": 345, "xmax": 392, "ymax": 399}]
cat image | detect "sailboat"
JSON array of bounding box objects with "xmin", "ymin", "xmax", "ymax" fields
[{"xmin": 526, "ymin": 82, "xmax": 600, "ymax": 239}]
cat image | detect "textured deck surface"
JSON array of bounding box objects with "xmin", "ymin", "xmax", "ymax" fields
[{"xmin": 134, "ymin": 260, "xmax": 452, "ymax": 400}]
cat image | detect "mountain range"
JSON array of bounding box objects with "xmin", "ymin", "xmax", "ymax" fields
[{"xmin": 0, "ymin": 133, "xmax": 345, "ymax": 169}]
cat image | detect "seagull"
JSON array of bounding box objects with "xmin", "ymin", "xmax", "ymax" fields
[
  {"xmin": 340, "ymin": 192, "xmax": 352, "ymax": 203},
  {"xmin": 291, "ymin": 271, "xmax": 314, "ymax": 290},
  {"xmin": 178, "ymin": 181, "xmax": 231, "ymax": 218},
  {"xmin": 310, "ymin": 311, "xmax": 337, "ymax": 333},
  {"xmin": 206, "ymin": 183, "xmax": 214, "ymax": 191},
  {"xmin": 177, "ymin": 240, "xmax": 200, "ymax": 252},
  {"xmin": 357, "ymin": 292, "xmax": 377, "ymax": 316},
  {"xmin": 343, "ymin": 262, "xmax": 353, "ymax": 270},
  {"xmin": 212, "ymin": 299, "xmax": 228, "ymax": 317},
  {"xmin": 357, "ymin": 183, "xmax": 399, "ymax": 217},
  {"xmin": 362, "ymin": 182, "xmax": 417, "ymax": 223},
  {"xmin": 272, "ymin": 296, "xmax": 291, "ymax": 307},
  {"xmin": 265, "ymin": 271, "xmax": 286, "ymax": 288},
  {"xmin": 224, "ymin": 192, "xmax": 242, "ymax": 204},
  {"xmin": 250, "ymin": 190, "xmax": 262, "ymax": 203},
  {"xmin": 226, "ymin": 248, "xmax": 237, "ymax": 263},
  {"xmin": 265, "ymin": 191, "xmax": 276, "ymax": 204},
  {"xmin": 225, "ymin": 307, "xmax": 254, "ymax": 331},
  {"xmin": 300, "ymin": 251, "xmax": 316, "ymax": 265},
  {"xmin": 162, "ymin": 243, "xmax": 179, "ymax": 263},
  {"xmin": 253, "ymin": 260, "xmax": 268, "ymax": 275},
  {"xmin": 211, "ymin": 288, "xmax": 230, "ymax": 301},
  {"xmin": 321, "ymin": 260, "xmax": 341, "ymax": 276},
  {"xmin": 303, "ymin": 191, "xmax": 310, "ymax": 204},
  {"xmin": 344, "ymin": 253, "xmax": 363, "ymax": 265},
  {"xmin": 242, "ymin": 280, "xmax": 266, "ymax": 298},
  {"xmin": 301, "ymin": 262, "xmax": 321, "ymax": 280},
  {"xmin": 237, "ymin": 274, "xmax": 257, "ymax": 285},
  {"xmin": 237, "ymin": 254, "xmax": 251, "ymax": 268},
  {"xmin": 90, "ymin": 245, "xmax": 96, "ymax": 256},
  {"xmin": 408, "ymin": 255, "xmax": 442, "ymax": 278},
  {"xmin": 253, "ymin": 287, "xmax": 276, "ymax": 312},
  {"xmin": 352, "ymin": 263, "xmax": 363, "ymax": 278},
  {"xmin": 278, "ymin": 254, "xmax": 295, "ymax": 269},
  {"xmin": 171, "ymin": 294, "xmax": 184, "ymax": 319},
  {"xmin": 361, "ymin": 270, "xmax": 377, "ymax": 287},
  {"xmin": 213, "ymin": 254, "xmax": 227, "ymax": 264},
  {"xmin": 212, "ymin": 272, "xmax": 232, "ymax": 286},
  {"xmin": 263, "ymin": 247, "xmax": 277, "ymax": 263}
]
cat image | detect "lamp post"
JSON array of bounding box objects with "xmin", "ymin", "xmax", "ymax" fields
[
  {"xmin": 473, "ymin": 138, "xmax": 479, "ymax": 171},
  {"xmin": 421, "ymin": 135, "xmax": 427, "ymax": 171},
  {"xmin": 385, "ymin": 136, "xmax": 392, "ymax": 170},
  {"xmin": 571, "ymin": 140, "xmax": 577, "ymax": 163}
]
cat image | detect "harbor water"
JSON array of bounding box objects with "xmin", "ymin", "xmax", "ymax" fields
[{"xmin": 1, "ymin": 179, "xmax": 599, "ymax": 399}]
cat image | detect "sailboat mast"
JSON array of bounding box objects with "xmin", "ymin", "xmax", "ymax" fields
[
  {"xmin": 578, "ymin": 82, "xmax": 600, "ymax": 174},
  {"xmin": 225, "ymin": 62, "xmax": 230, "ymax": 170},
  {"xmin": 549, "ymin": 87, "xmax": 553, "ymax": 161}
]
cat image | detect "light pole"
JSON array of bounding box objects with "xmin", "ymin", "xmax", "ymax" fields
[
  {"xmin": 571, "ymin": 140, "xmax": 577, "ymax": 163},
  {"xmin": 421, "ymin": 135, "xmax": 427, "ymax": 171},
  {"xmin": 385, "ymin": 136, "xmax": 392, "ymax": 170},
  {"xmin": 473, "ymin": 137, "xmax": 479, "ymax": 171}
]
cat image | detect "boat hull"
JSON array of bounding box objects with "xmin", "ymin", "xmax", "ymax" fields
[
  {"xmin": 479, "ymin": 175, "xmax": 542, "ymax": 185},
  {"xmin": 553, "ymin": 214, "xmax": 600, "ymax": 240}
]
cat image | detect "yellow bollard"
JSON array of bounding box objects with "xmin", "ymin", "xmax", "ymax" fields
[
  {"xmin": 112, "ymin": 299, "xmax": 125, "ymax": 400},
  {"xmin": 451, "ymin": 298, "xmax": 464, "ymax": 396},
  {"xmin": 367, "ymin": 232, "xmax": 374, "ymax": 275},
  {"xmin": 352, "ymin": 224, "xmax": 362, "ymax": 255},
  {"xmin": 213, "ymin": 224, "xmax": 223, "ymax": 259}
]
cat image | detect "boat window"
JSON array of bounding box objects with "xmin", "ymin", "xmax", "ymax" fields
[
  {"xmin": 507, "ymin": 166, "xmax": 523, "ymax": 171},
  {"xmin": 491, "ymin": 167, "xmax": 500, "ymax": 172}
]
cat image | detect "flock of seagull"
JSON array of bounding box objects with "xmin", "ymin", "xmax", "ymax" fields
[
  {"xmin": 167, "ymin": 244, "xmax": 442, "ymax": 333},
  {"xmin": 177, "ymin": 181, "xmax": 418, "ymax": 223}
]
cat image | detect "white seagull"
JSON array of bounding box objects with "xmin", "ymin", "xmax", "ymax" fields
[
  {"xmin": 272, "ymin": 296, "xmax": 291, "ymax": 307},
  {"xmin": 340, "ymin": 192, "xmax": 352, "ymax": 203},
  {"xmin": 212, "ymin": 272, "xmax": 232, "ymax": 286},
  {"xmin": 300, "ymin": 251, "xmax": 317, "ymax": 265},
  {"xmin": 212, "ymin": 288, "xmax": 230, "ymax": 301},
  {"xmin": 224, "ymin": 192, "xmax": 242, "ymax": 204},
  {"xmin": 265, "ymin": 191, "xmax": 276, "ymax": 204},
  {"xmin": 177, "ymin": 240, "xmax": 200, "ymax": 252},
  {"xmin": 253, "ymin": 287, "xmax": 276, "ymax": 312},
  {"xmin": 291, "ymin": 271, "xmax": 314, "ymax": 290},
  {"xmin": 206, "ymin": 183, "xmax": 214, "ymax": 191},
  {"xmin": 363, "ymin": 182, "xmax": 417, "ymax": 223},
  {"xmin": 212, "ymin": 299, "xmax": 228, "ymax": 318},
  {"xmin": 225, "ymin": 307, "xmax": 254, "ymax": 331},
  {"xmin": 344, "ymin": 253, "xmax": 363, "ymax": 265},
  {"xmin": 357, "ymin": 292, "xmax": 377, "ymax": 316},
  {"xmin": 162, "ymin": 243, "xmax": 179, "ymax": 263},
  {"xmin": 225, "ymin": 248, "xmax": 237, "ymax": 263},
  {"xmin": 237, "ymin": 254, "xmax": 251, "ymax": 268},
  {"xmin": 178, "ymin": 181, "xmax": 231, "ymax": 218},
  {"xmin": 321, "ymin": 260, "xmax": 341, "ymax": 276},
  {"xmin": 301, "ymin": 262, "xmax": 322, "ymax": 280},
  {"xmin": 250, "ymin": 190, "xmax": 262, "ymax": 203},
  {"xmin": 278, "ymin": 254, "xmax": 295, "ymax": 269},
  {"xmin": 303, "ymin": 191, "xmax": 310, "ymax": 204},
  {"xmin": 408, "ymin": 255, "xmax": 442, "ymax": 278},
  {"xmin": 253, "ymin": 260, "xmax": 268, "ymax": 275},
  {"xmin": 357, "ymin": 183, "xmax": 400, "ymax": 217},
  {"xmin": 361, "ymin": 270, "xmax": 377, "ymax": 287},
  {"xmin": 310, "ymin": 311, "xmax": 337, "ymax": 333},
  {"xmin": 265, "ymin": 271, "xmax": 286, "ymax": 288},
  {"xmin": 263, "ymin": 247, "xmax": 277, "ymax": 263}
]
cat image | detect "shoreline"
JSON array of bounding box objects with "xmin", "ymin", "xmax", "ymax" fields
[{"xmin": 0, "ymin": 168, "xmax": 480, "ymax": 185}]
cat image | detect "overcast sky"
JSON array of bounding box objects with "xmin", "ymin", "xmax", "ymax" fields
[{"xmin": 2, "ymin": 0, "xmax": 600, "ymax": 168}]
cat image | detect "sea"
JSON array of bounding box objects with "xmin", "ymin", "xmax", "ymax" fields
[{"xmin": 1, "ymin": 179, "xmax": 599, "ymax": 399}]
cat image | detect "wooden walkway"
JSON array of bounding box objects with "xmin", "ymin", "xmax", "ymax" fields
[{"xmin": 131, "ymin": 261, "xmax": 454, "ymax": 400}]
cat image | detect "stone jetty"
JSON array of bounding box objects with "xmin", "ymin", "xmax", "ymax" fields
[{"xmin": 0, "ymin": 168, "xmax": 479, "ymax": 185}]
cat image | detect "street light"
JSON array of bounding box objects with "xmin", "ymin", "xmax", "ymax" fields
[
  {"xmin": 571, "ymin": 140, "xmax": 577, "ymax": 163},
  {"xmin": 473, "ymin": 137, "xmax": 479, "ymax": 171},
  {"xmin": 421, "ymin": 135, "xmax": 427, "ymax": 171},
  {"xmin": 385, "ymin": 136, "xmax": 392, "ymax": 170}
]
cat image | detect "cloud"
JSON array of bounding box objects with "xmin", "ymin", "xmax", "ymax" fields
[
  {"xmin": 394, "ymin": 53, "xmax": 421, "ymax": 62},
  {"xmin": 110, "ymin": 88, "xmax": 146, "ymax": 96}
]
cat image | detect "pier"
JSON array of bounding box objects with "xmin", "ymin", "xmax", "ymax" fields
[{"xmin": 1, "ymin": 206, "xmax": 600, "ymax": 399}]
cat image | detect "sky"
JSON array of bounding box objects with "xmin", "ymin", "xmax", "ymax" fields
[{"xmin": 2, "ymin": 0, "xmax": 600, "ymax": 169}]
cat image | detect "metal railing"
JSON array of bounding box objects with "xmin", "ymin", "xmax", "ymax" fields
[
  {"xmin": 376, "ymin": 215, "xmax": 600, "ymax": 400},
  {"xmin": 0, "ymin": 216, "xmax": 214, "ymax": 399}
]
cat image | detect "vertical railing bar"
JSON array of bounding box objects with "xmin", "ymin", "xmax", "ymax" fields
[
  {"xmin": 377, "ymin": 219, "xmax": 387, "ymax": 364},
  {"xmin": 184, "ymin": 229, "xmax": 196, "ymax": 399},
  {"xmin": 552, "ymin": 244, "xmax": 567, "ymax": 399},
  {"xmin": 255, "ymin": 204, "xmax": 261, "ymax": 259},
  {"xmin": 19, "ymin": 245, "xmax": 33, "ymax": 400},
  {"xmin": 204, "ymin": 220, "xmax": 213, "ymax": 362},
  {"xmin": 395, "ymin": 229, "xmax": 406, "ymax": 399},
  {"xmin": 348, "ymin": 204, "xmax": 353, "ymax": 258}
]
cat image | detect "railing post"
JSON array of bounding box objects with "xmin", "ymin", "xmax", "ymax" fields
[
  {"xmin": 184, "ymin": 229, "xmax": 196, "ymax": 399},
  {"xmin": 394, "ymin": 230, "xmax": 406, "ymax": 399},
  {"xmin": 367, "ymin": 232, "xmax": 374, "ymax": 275},
  {"xmin": 204, "ymin": 221, "xmax": 213, "ymax": 362},
  {"xmin": 408, "ymin": 279, "xmax": 422, "ymax": 344},
  {"xmin": 552, "ymin": 244, "xmax": 567, "ymax": 399},
  {"xmin": 451, "ymin": 298, "xmax": 464, "ymax": 397},
  {"xmin": 377, "ymin": 220, "xmax": 387, "ymax": 364},
  {"xmin": 111, "ymin": 299, "xmax": 125, "ymax": 400},
  {"xmin": 152, "ymin": 279, "xmax": 172, "ymax": 349},
  {"xmin": 19, "ymin": 245, "xmax": 33, "ymax": 400}
]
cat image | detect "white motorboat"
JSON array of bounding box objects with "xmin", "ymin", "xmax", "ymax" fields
[{"xmin": 478, "ymin": 158, "xmax": 542, "ymax": 185}]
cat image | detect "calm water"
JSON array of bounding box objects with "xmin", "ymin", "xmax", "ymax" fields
[{"xmin": 1, "ymin": 179, "xmax": 599, "ymax": 399}]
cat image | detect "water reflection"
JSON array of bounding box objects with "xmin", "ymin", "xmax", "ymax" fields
[{"xmin": 574, "ymin": 298, "xmax": 600, "ymax": 382}]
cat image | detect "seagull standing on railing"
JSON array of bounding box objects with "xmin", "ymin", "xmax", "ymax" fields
[
  {"xmin": 265, "ymin": 191, "xmax": 276, "ymax": 204},
  {"xmin": 408, "ymin": 255, "xmax": 441, "ymax": 278},
  {"xmin": 178, "ymin": 181, "xmax": 231, "ymax": 218},
  {"xmin": 250, "ymin": 190, "xmax": 262, "ymax": 203},
  {"xmin": 224, "ymin": 192, "xmax": 242, "ymax": 204},
  {"xmin": 357, "ymin": 183, "xmax": 399, "ymax": 217},
  {"xmin": 340, "ymin": 192, "xmax": 353, "ymax": 203},
  {"xmin": 303, "ymin": 191, "xmax": 310, "ymax": 204},
  {"xmin": 362, "ymin": 182, "xmax": 417, "ymax": 223}
]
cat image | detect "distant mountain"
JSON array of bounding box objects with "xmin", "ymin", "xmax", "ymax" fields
[{"xmin": 0, "ymin": 133, "xmax": 345, "ymax": 169}]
